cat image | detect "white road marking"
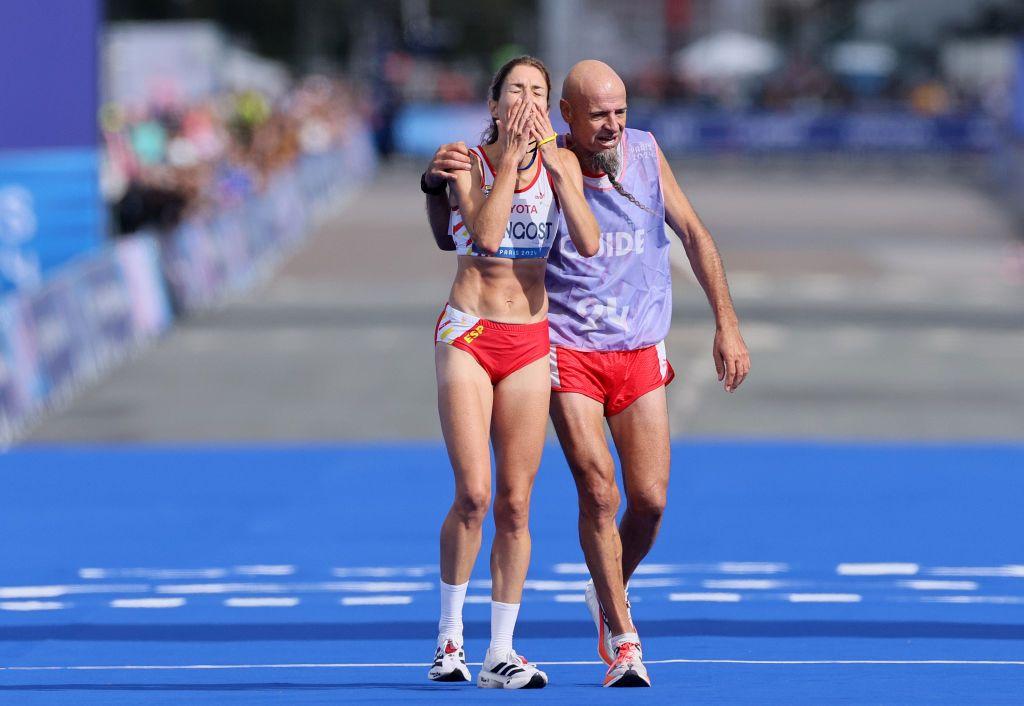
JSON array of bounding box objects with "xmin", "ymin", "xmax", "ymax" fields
[
  {"xmin": 332, "ymin": 566, "xmax": 435, "ymax": 578},
  {"xmin": 233, "ymin": 565, "xmax": 295, "ymax": 576},
  {"xmin": 788, "ymin": 593, "xmax": 862, "ymax": 603},
  {"xmin": 554, "ymin": 594, "xmax": 587, "ymax": 603},
  {"xmin": 154, "ymin": 581, "xmax": 432, "ymax": 594},
  {"xmin": 898, "ymin": 580, "xmax": 978, "ymax": 591},
  {"xmin": 554, "ymin": 562, "xmax": 789, "ymax": 576},
  {"xmin": 110, "ymin": 598, "xmax": 185, "ymax": 609},
  {"xmin": 669, "ymin": 592, "xmax": 741, "ymax": 602},
  {"xmin": 703, "ymin": 579, "xmax": 785, "ymax": 590},
  {"xmin": 921, "ymin": 595, "xmax": 1024, "ymax": 605},
  {"xmin": 0, "ymin": 601, "xmax": 66, "ymax": 611},
  {"xmin": 837, "ymin": 563, "xmax": 919, "ymax": 576},
  {"xmin": 0, "ymin": 584, "xmax": 148, "ymax": 598},
  {"xmin": 4, "ymin": 659, "xmax": 1022, "ymax": 671},
  {"xmin": 78, "ymin": 568, "xmax": 226, "ymax": 580},
  {"xmin": 225, "ymin": 597, "xmax": 299, "ymax": 608},
  {"xmin": 340, "ymin": 595, "xmax": 412, "ymax": 606},
  {"xmin": 927, "ymin": 566, "xmax": 1024, "ymax": 578}
]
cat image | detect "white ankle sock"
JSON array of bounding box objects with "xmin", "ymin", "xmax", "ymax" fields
[
  {"xmin": 488, "ymin": 600, "xmax": 520, "ymax": 657},
  {"xmin": 438, "ymin": 580, "xmax": 469, "ymax": 642}
]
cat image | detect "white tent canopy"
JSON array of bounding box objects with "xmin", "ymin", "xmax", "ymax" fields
[{"xmin": 675, "ymin": 31, "xmax": 781, "ymax": 80}]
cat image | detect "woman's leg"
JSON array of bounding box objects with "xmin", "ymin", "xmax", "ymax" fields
[
  {"xmin": 435, "ymin": 344, "xmax": 494, "ymax": 632},
  {"xmin": 487, "ymin": 355, "xmax": 550, "ymax": 656}
]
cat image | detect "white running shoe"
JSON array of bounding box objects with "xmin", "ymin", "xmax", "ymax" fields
[
  {"xmin": 477, "ymin": 648, "xmax": 548, "ymax": 689},
  {"xmin": 603, "ymin": 640, "xmax": 651, "ymax": 688},
  {"xmin": 427, "ymin": 637, "xmax": 471, "ymax": 682},
  {"xmin": 585, "ymin": 579, "xmax": 634, "ymax": 665}
]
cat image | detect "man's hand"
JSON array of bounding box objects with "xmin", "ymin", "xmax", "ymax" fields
[
  {"xmin": 425, "ymin": 141, "xmax": 473, "ymax": 189},
  {"xmin": 713, "ymin": 324, "xmax": 750, "ymax": 393}
]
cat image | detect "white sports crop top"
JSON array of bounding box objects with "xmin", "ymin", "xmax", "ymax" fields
[{"xmin": 449, "ymin": 145, "xmax": 561, "ymax": 259}]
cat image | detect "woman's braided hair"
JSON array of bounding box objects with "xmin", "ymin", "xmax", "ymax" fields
[{"xmin": 592, "ymin": 150, "xmax": 657, "ymax": 216}]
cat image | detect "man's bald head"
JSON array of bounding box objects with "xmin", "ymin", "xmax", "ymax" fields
[
  {"xmin": 562, "ymin": 60, "xmax": 626, "ymax": 107},
  {"xmin": 560, "ymin": 60, "xmax": 628, "ymax": 161}
]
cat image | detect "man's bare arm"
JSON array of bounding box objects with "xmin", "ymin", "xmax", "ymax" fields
[
  {"xmin": 423, "ymin": 142, "xmax": 473, "ymax": 251},
  {"xmin": 657, "ymin": 145, "xmax": 750, "ymax": 392}
]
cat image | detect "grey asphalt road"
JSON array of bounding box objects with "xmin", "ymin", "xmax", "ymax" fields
[{"xmin": 25, "ymin": 158, "xmax": 1024, "ymax": 444}]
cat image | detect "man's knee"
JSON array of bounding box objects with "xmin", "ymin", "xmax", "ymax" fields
[
  {"xmin": 627, "ymin": 485, "xmax": 667, "ymax": 525},
  {"xmin": 574, "ymin": 458, "xmax": 620, "ymax": 521}
]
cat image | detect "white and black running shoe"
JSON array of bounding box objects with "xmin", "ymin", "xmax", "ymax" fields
[
  {"xmin": 477, "ymin": 648, "xmax": 548, "ymax": 689},
  {"xmin": 427, "ymin": 637, "xmax": 471, "ymax": 682}
]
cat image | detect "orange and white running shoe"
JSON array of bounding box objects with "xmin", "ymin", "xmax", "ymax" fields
[
  {"xmin": 584, "ymin": 579, "xmax": 634, "ymax": 665},
  {"xmin": 603, "ymin": 641, "xmax": 651, "ymax": 688},
  {"xmin": 584, "ymin": 579, "xmax": 614, "ymax": 665}
]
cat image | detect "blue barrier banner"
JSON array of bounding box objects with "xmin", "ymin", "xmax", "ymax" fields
[
  {"xmin": 0, "ymin": 235, "xmax": 171, "ymax": 445},
  {"xmin": 394, "ymin": 104, "xmax": 999, "ymax": 156},
  {"xmin": 1013, "ymin": 40, "xmax": 1024, "ymax": 139},
  {"xmin": 160, "ymin": 128, "xmax": 375, "ymax": 314}
]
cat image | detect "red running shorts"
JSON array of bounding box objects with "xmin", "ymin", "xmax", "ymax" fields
[
  {"xmin": 435, "ymin": 303, "xmax": 550, "ymax": 384},
  {"xmin": 550, "ymin": 342, "xmax": 675, "ymax": 417}
]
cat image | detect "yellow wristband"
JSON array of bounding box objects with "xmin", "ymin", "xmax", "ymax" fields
[{"xmin": 537, "ymin": 134, "xmax": 557, "ymax": 147}]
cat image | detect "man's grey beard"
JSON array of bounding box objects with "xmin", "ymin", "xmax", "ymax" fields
[{"xmin": 590, "ymin": 148, "xmax": 619, "ymax": 178}]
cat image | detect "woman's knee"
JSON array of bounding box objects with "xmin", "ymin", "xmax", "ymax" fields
[
  {"xmin": 493, "ymin": 491, "xmax": 532, "ymax": 534},
  {"xmin": 452, "ymin": 486, "xmax": 491, "ymax": 527}
]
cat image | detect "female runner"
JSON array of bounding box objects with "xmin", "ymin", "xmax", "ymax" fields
[{"xmin": 427, "ymin": 56, "xmax": 599, "ymax": 689}]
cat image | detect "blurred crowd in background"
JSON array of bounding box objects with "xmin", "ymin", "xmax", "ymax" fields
[
  {"xmin": 101, "ymin": 76, "xmax": 366, "ymax": 235},
  {"xmin": 98, "ymin": 0, "xmax": 1024, "ymax": 236}
]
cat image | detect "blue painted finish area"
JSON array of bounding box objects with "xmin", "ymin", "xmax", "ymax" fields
[{"xmin": 0, "ymin": 441, "xmax": 1022, "ymax": 703}]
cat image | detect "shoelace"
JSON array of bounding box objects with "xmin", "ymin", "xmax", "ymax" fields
[{"xmin": 613, "ymin": 642, "xmax": 642, "ymax": 665}]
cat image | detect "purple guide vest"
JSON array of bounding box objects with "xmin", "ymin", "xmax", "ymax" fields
[{"xmin": 547, "ymin": 128, "xmax": 671, "ymax": 351}]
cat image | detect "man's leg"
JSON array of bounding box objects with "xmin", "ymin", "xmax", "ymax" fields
[
  {"xmin": 607, "ymin": 385, "xmax": 671, "ymax": 584},
  {"xmin": 550, "ymin": 392, "xmax": 632, "ymax": 636}
]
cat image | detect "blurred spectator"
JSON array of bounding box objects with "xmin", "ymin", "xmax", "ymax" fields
[{"xmin": 102, "ymin": 76, "xmax": 360, "ymax": 235}]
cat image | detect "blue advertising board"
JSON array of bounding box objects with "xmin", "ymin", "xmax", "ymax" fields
[
  {"xmin": 394, "ymin": 103, "xmax": 999, "ymax": 157},
  {"xmin": 0, "ymin": 1, "xmax": 104, "ymax": 293}
]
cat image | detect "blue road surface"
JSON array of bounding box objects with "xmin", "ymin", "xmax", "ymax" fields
[{"xmin": 1, "ymin": 441, "xmax": 1022, "ymax": 704}]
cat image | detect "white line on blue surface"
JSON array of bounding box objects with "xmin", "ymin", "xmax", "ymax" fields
[
  {"xmin": 898, "ymin": 580, "xmax": 978, "ymax": 591},
  {"xmin": 836, "ymin": 563, "xmax": 918, "ymax": 576},
  {"xmin": 0, "ymin": 584, "xmax": 148, "ymax": 598},
  {"xmin": 233, "ymin": 565, "xmax": 295, "ymax": 576},
  {"xmin": 154, "ymin": 581, "xmax": 432, "ymax": 594},
  {"xmin": 2, "ymin": 659, "xmax": 1023, "ymax": 672},
  {"xmin": 669, "ymin": 592, "xmax": 742, "ymax": 602},
  {"xmin": 787, "ymin": 593, "xmax": 862, "ymax": 603},
  {"xmin": 225, "ymin": 597, "xmax": 300, "ymax": 607},
  {"xmin": 332, "ymin": 566, "xmax": 435, "ymax": 578},
  {"xmin": 927, "ymin": 565, "xmax": 1024, "ymax": 577},
  {"xmin": 79, "ymin": 568, "xmax": 226, "ymax": 580},
  {"xmin": 110, "ymin": 598, "xmax": 185, "ymax": 609},
  {"xmin": 340, "ymin": 595, "xmax": 412, "ymax": 606},
  {"xmin": 703, "ymin": 579, "xmax": 786, "ymax": 590},
  {"xmin": 0, "ymin": 601, "xmax": 66, "ymax": 611}
]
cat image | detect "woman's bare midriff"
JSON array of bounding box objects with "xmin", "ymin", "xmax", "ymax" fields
[{"xmin": 447, "ymin": 255, "xmax": 548, "ymax": 323}]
